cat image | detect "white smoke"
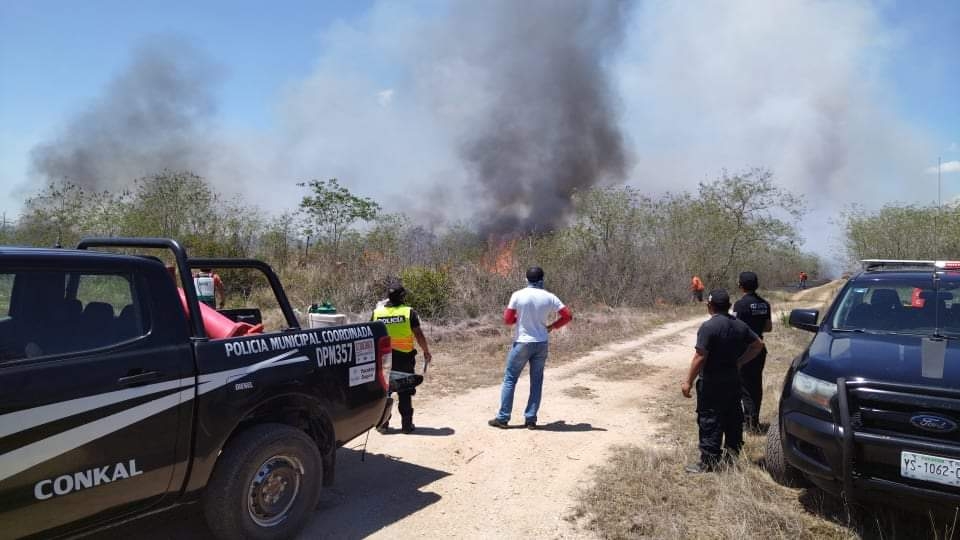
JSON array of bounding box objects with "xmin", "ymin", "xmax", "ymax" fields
[{"xmin": 615, "ymin": 1, "xmax": 933, "ymax": 203}]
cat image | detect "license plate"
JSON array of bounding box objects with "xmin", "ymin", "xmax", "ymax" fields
[{"xmin": 901, "ymin": 451, "xmax": 960, "ymax": 487}]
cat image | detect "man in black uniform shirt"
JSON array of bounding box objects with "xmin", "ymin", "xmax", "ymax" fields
[
  {"xmin": 733, "ymin": 271, "xmax": 772, "ymax": 434},
  {"xmin": 372, "ymin": 280, "xmax": 433, "ymax": 434},
  {"xmin": 682, "ymin": 289, "xmax": 764, "ymax": 473}
]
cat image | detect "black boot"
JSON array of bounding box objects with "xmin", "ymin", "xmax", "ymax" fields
[{"xmin": 401, "ymin": 410, "xmax": 415, "ymax": 434}]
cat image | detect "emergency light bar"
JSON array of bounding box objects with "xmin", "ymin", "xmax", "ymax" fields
[{"xmin": 861, "ymin": 259, "xmax": 960, "ymax": 271}]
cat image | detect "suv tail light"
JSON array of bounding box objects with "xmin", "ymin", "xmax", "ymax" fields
[{"xmin": 375, "ymin": 336, "xmax": 391, "ymax": 392}]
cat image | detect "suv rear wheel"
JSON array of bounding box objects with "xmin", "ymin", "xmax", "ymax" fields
[
  {"xmin": 204, "ymin": 423, "xmax": 323, "ymax": 540},
  {"xmin": 765, "ymin": 416, "xmax": 804, "ymax": 487}
]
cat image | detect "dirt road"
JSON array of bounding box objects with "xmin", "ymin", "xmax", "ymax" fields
[
  {"xmin": 103, "ymin": 282, "xmax": 842, "ymax": 539},
  {"xmin": 307, "ymin": 281, "xmax": 836, "ymax": 539},
  {"xmin": 300, "ymin": 316, "xmax": 705, "ymax": 539},
  {"xmin": 790, "ymin": 280, "xmax": 843, "ymax": 304}
]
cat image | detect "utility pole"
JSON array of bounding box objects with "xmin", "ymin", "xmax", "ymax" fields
[
  {"xmin": 937, "ymin": 156, "xmax": 942, "ymax": 260},
  {"xmin": 55, "ymin": 191, "xmax": 65, "ymax": 249}
]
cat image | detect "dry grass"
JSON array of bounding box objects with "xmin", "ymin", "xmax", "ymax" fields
[
  {"xmin": 574, "ymin": 445, "xmax": 855, "ymax": 540},
  {"xmin": 573, "ymin": 322, "xmax": 854, "ymax": 539},
  {"xmin": 764, "ymin": 288, "xmax": 799, "ymax": 303},
  {"xmin": 573, "ymin": 308, "xmax": 960, "ymax": 540}
]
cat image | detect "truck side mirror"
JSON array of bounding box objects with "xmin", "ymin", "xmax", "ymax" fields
[{"xmin": 789, "ymin": 309, "xmax": 820, "ymax": 332}]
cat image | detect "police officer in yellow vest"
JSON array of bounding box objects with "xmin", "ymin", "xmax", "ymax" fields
[{"xmin": 373, "ymin": 280, "xmax": 432, "ymax": 434}]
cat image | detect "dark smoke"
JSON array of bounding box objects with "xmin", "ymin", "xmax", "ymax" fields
[
  {"xmin": 452, "ymin": 0, "xmax": 629, "ymax": 234},
  {"xmin": 30, "ymin": 40, "xmax": 220, "ymax": 191}
]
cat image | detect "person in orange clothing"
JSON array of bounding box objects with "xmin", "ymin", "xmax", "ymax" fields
[{"xmin": 691, "ymin": 275, "xmax": 705, "ymax": 302}]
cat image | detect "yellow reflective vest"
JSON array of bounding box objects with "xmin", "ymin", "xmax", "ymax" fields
[{"xmin": 373, "ymin": 305, "xmax": 415, "ymax": 352}]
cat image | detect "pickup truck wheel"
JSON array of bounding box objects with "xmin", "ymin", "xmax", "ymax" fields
[
  {"xmin": 765, "ymin": 416, "xmax": 804, "ymax": 487},
  {"xmin": 203, "ymin": 424, "xmax": 322, "ymax": 540}
]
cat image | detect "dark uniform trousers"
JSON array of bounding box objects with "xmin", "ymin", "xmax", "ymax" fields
[
  {"xmin": 392, "ymin": 349, "xmax": 417, "ymax": 420},
  {"xmin": 696, "ymin": 377, "xmax": 744, "ymax": 466},
  {"xmin": 740, "ymin": 345, "xmax": 767, "ymax": 429}
]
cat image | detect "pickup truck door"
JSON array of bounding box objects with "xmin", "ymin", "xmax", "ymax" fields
[{"xmin": 0, "ymin": 265, "xmax": 195, "ymax": 538}]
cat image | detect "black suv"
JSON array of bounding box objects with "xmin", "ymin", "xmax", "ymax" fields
[{"xmin": 767, "ymin": 260, "xmax": 960, "ymax": 509}]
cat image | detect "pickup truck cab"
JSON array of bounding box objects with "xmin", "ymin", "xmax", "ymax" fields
[
  {"xmin": 767, "ymin": 259, "xmax": 960, "ymax": 511},
  {"xmin": 0, "ymin": 238, "xmax": 391, "ymax": 539}
]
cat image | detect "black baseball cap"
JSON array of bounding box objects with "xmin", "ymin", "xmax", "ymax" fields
[
  {"xmin": 738, "ymin": 271, "xmax": 759, "ymax": 291},
  {"xmin": 708, "ymin": 289, "xmax": 731, "ymax": 307},
  {"xmin": 526, "ymin": 266, "xmax": 544, "ymax": 282},
  {"xmin": 386, "ymin": 278, "xmax": 405, "ymax": 295}
]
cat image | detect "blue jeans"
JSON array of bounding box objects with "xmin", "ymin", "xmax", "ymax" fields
[{"xmin": 496, "ymin": 341, "xmax": 549, "ymax": 423}]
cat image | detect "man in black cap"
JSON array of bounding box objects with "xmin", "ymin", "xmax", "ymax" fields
[
  {"xmin": 682, "ymin": 289, "xmax": 764, "ymax": 473},
  {"xmin": 372, "ymin": 279, "xmax": 432, "ymax": 434},
  {"xmin": 733, "ymin": 271, "xmax": 772, "ymax": 433}
]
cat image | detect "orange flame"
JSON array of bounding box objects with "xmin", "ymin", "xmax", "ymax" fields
[
  {"xmin": 482, "ymin": 237, "xmax": 517, "ymax": 277},
  {"xmin": 362, "ymin": 249, "xmax": 385, "ymax": 265}
]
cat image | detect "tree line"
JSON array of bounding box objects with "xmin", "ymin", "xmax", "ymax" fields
[
  {"xmin": 841, "ymin": 202, "xmax": 960, "ymax": 265},
  {"xmin": 2, "ymin": 168, "xmax": 822, "ymax": 319}
]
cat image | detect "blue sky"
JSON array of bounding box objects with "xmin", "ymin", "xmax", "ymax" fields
[
  {"xmin": 878, "ymin": 1, "xmax": 959, "ymax": 149},
  {"xmin": 0, "ymin": 0, "xmax": 958, "ymax": 256},
  {"xmin": 0, "ymin": 1, "xmax": 368, "ymax": 130}
]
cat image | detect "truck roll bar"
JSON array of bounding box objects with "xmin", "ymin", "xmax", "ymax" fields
[
  {"xmin": 189, "ymin": 258, "xmax": 300, "ymax": 331},
  {"xmin": 77, "ymin": 237, "xmax": 207, "ymax": 339},
  {"xmin": 76, "ymin": 238, "xmax": 303, "ymax": 337}
]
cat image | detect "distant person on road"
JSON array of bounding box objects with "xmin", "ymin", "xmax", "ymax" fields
[
  {"xmin": 682, "ymin": 289, "xmax": 764, "ymax": 473},
  {"xmin": 489, "ymin": 266, "xmax": 572, "ymax": 430},
  {"xmin": 193, "ymin": 268, "xmax": 225, "ymax": 309},
  {"xmin": 733, "ymin": 271, "xmax": 772, "ymax": 434},
  {"xmin": 373, "ymin": 279, "xmax": 432, "ymax": 434},
  {"xmin": 691, "ymin": 275, "xmax": 705, "ymax": 302},
  {"xmin": 798, "ymin": 271, "xmax": 808, "ymax": 289}
]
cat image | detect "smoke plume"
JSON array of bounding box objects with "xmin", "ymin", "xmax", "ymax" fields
[
  {"xmin": 30, "ymin": 41, "xmax": 220, "ymax": 191},
  {"xmin": 15, "ymin": 0, "xmax": 944, "ymax": 263},
  {"xmin": 445, "ymin": 1, "xmax": 629, "ymax": 234}
]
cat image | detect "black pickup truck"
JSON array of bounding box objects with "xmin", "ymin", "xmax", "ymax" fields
[
  {"xmin": 767, "ymin": 259, "xmax": 960, "ymax": 511},
  {"xmin": 0, "ymin": 238, "xmax": 392, "ymax": 539}
]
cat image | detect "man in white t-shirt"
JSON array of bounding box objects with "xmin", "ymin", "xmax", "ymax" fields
[{"xmin": 489, "ymin": 266, "xmax": 573, "ymax": 429}]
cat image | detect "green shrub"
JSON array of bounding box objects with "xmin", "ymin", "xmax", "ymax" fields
[{"xmin": 401, "ymin": 266, "xmax": 452, "ymax": 320}]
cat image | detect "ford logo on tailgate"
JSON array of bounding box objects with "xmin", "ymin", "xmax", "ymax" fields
[{"xmin": 910, "ymin": 413, "xmax": 959, "ymax": 433}]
